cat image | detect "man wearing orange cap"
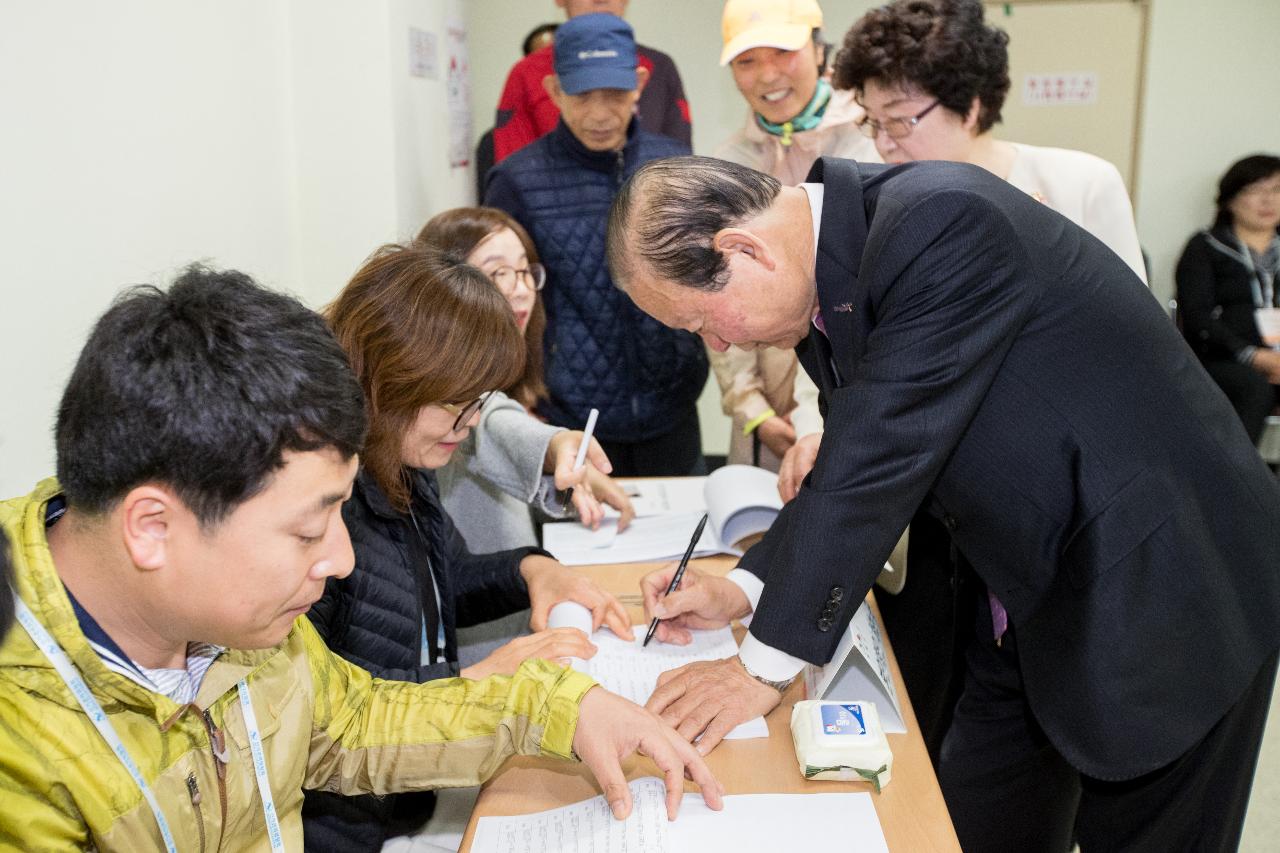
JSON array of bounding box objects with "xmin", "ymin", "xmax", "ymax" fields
[{"xmin": 709, "ymin": 0, "xmax": 878, "ymax": 474}]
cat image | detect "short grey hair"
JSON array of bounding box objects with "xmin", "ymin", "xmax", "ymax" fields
[{"xmin": 606, "ymin": 156, "xmax": 782, "ymax": 292}]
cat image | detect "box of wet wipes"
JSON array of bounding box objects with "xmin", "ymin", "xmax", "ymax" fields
[{"xmin": 790, "ymin": 700, "xmax": 893, "ymax": 791}]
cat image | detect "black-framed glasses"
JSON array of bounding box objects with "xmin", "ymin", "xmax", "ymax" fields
[
  {"xmin": 439, "ymin": 390, "xmax": 494, "ymax": 433},
  {"xmin": 488, "ymin": 263, "xmax": 546, "ymax": 295},
  {"xmin": 857, "ymin": 99, "xmax": 941, "ymax": 140}
]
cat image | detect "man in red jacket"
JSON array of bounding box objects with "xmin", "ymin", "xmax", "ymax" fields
[{"xmin": 493, "ymin": 0, "xmax": 691, "ymax": 164}]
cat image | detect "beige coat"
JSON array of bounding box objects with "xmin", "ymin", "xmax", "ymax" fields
[{"xmin": 1006, "ymin": 142, "xmax": 1148, "ymax": 284}]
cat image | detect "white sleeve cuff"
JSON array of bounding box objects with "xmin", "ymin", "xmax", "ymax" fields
[
  {"xmin": 738, "ymin": 633, "xmax": 807, "ymax": 682},
  {"xmin": 726, "ymin": 569, "xmax": 806, "ymax": 681},
  {"xmin": 725, "ymin": 568, "xmax": 764, "ymax": 627}
]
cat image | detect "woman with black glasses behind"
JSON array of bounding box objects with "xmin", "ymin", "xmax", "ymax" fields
[{"xmin": 418, "ymin": 207, "xmax": 635, "ymax": 557}]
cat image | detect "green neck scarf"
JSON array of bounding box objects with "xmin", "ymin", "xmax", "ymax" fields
[{"xmin": 755, "ymin": 79, "xmax": 832, "ymax": 147}]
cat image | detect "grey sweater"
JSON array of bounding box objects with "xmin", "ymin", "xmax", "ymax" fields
[
  {"xmin": 436, "ymin": 390, "xmax": 570, "ymax": 552},
  {"xmin": 437, "ymin": 391, "xmax": 576, "ymax": 663}
]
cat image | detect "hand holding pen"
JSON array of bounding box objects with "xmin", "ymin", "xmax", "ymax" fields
[
  {"xmin": 643, "ymin": 513, "xmax": 709, "ymax": 647},
  {"xmin": 557, "ymin": 407, "xmax": 599, "ymax": 507}
]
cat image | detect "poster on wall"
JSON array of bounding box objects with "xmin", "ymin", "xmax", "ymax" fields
[
  {"xmin": 408, "ymin": 27, "xmax": 438, "ymax": 80},
  {"xmin": 446, "ymin": 18, "xmax": 471, "ymax": 169}
]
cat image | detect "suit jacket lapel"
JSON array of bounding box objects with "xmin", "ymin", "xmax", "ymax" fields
[
  {"xmin": 795, "ymin": 328, "xmax": 836, "ymax": 398},
  {"xmin": 805, "ymin": 157, "xmax": 872, "ymax": 387}
]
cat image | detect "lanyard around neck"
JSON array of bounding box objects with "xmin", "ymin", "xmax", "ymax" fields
[{"xmin": 13, "ymin": 594, "xmax": 284, "ymax": 852}]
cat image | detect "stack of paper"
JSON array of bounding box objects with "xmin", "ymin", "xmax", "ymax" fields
[{"xmin": 472, "ymin": 777, "xmax": 890, "ymax": 853}]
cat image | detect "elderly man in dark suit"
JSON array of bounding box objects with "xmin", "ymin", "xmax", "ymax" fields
[{"xmin": 605, "ymin": 154, "xmax": 1280, "ymax": 852}]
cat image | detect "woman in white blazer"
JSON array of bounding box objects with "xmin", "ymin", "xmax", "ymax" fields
[{"xmin": 834, "ymin": 0, "xmax": 1147, "ymax": 283}]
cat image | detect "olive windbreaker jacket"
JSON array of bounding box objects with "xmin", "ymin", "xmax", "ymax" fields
[{"xmin": 0, "ymin": 479, "xmax": 596, "ymax": 852}]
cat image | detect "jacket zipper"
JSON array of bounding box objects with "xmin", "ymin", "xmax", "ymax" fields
[
  {"xmin": 614, "ymin": 149, "xmax": 625, "ymax": 187},
  {"xmin": 186, "ymin": 773, "xmax": 207, "ymax": 853},
  {"xmin": 202, "ymin": 709, "xmax": 229, "ymax": 849}
]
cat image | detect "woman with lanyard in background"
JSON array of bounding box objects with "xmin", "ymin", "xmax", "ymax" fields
[{"xmin": 1177, "ymin": 154, "xmax": 1280, "ymax": 445}]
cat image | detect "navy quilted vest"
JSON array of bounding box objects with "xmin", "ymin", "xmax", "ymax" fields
[{"xmin": 485, "ymin": 120, "xmax": 708, "ymax": 441}]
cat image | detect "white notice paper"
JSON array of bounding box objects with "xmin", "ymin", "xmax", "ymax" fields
[
  {"xmin": 472, "ymin": 778, "xmax": 890, "ymax": 853},
  {"xmin": 804, "ymin": 602, "xmax": 906, "ymax": 733}
]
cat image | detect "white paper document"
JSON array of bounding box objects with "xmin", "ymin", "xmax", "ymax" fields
[
  {"xmin": 610, "ymin": 477, "xmax": 709, "ymax": 518},
  {"xmin": 472, "ymin": 777, "xmax": 890, "ymax": 853},
  {"xmin": 580, "ymin": 623, "xmax": 767, "ymax": 741},
  {"xmin": 803, "ymin": 602, "xmax": 906, "ymax": 733},
  {"xmin": 542, "ymin": 511, "xmax": 729, "ymax": 566},
  {"xmin": 547, "ymin": 604, "xmax": 765, "ymax": 739},
  {"xmin": 472, "ymin": 778, "xmax": 670, "ymax": 853},
  {"xmin": 544, "ymin": 466, "xmax": 783, "ymax": 566}
]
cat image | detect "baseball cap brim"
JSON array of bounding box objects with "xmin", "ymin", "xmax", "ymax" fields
[
  {"xmin": 720, "ymin": 23, "xmax": 812, "ymax": 65},
  {"xmin": 558, "ymin": 66, "xmax": 638, "ymax": 95}
]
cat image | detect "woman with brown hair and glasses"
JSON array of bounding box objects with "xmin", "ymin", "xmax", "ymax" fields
[
  {"xmin": 303, "ymin": 243, "xmax": 633, "ymax": 852},
  {"xmin": 417, "ymin": 207, "xmax": 635, "ymax": 556}
]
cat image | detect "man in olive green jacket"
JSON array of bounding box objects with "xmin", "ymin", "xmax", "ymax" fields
[{"xmin": 0, "ymin": 266, "xmax": 720, "ymax": 851}]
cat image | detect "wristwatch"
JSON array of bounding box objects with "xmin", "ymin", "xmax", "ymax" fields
[{"xmin": 737, "ymin": 656, "xmax": 798, "ymax": 693}]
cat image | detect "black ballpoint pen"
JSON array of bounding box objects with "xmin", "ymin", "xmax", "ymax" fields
[{"xmin": 643, "ymin": 512, "xmax": 709, "ymax": 647}]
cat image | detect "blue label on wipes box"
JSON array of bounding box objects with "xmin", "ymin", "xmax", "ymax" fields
[{"xmin": 821, "ymin": 703, "xmax": 867, "ymax": 735}]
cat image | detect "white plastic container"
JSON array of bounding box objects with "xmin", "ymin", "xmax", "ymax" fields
[{"xmin": 790, "ymin": 700, "xmax": 894, "ymax": 792}]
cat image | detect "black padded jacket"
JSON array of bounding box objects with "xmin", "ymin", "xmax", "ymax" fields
[{"xmin": 301, "ymin": 467, "xmax": 548, "ymax": 852}]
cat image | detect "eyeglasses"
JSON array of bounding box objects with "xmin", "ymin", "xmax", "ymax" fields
[
  {"xmin": 439, "ymin": 390, "xmax": 494, "ymax": 433},
  {"xmin": 857, "ymin": 99, "xmax": 941, "ymax": 140},
  {"xmin": 488, "ymin": 263, "xmax": 546, "ymax": 295}
]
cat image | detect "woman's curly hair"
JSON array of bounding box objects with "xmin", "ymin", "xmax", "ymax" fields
[{"xmin": 833, "ymin": 0, "xmax": 1010, "ymax": 134}]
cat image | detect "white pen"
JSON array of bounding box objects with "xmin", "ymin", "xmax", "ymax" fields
[{"xmin": 564, "ymin": 407, "xmax": 599, "ymax": 505}]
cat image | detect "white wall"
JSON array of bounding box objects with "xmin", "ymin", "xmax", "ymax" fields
[
  {"xmin": 286, "ymin": 0, "xmax": 477, "ymax": 306},
  {"xmin": 288, "ymin": 0, "xmax": 399, "ymax": 305},
  {"xmin": 0, "ymin": 0, "xmax": 477, "ymax": 498},
  {"xmin": 0, "ymin": 2, "xmax": 300, "ymax": 496},
  {"xmin": 389, "ymin": 0, "xmax": 475, "ymax": 243}
]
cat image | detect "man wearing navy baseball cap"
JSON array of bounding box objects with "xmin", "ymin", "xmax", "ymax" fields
[{"xmin": 485, "ymin": 14, "xmax": 708, "ymax": 478}]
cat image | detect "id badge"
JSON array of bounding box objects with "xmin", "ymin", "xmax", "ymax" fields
[{"xmin": 1255, "ymin": 307, "xmax": 1280, "ymax": 348}]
